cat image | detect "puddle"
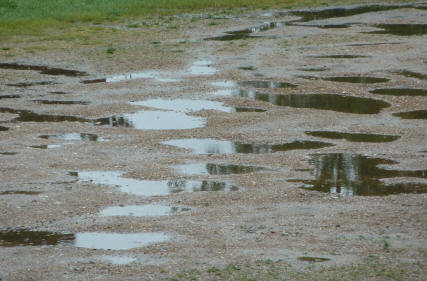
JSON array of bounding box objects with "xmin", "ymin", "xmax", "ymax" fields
[
  {"xmin": 39, "ymin": 133, "xmax": 103, "ymax": 142},
  {"xmin": 297, "ymin": 153, "xmax": 427, "ymax": 196},
  {"xmin": 369, "ymin": 24, "xmax": 427, "ymax": 36},
  {"xmin": 370, "ymin": 88, "xmax": 427, "ymax": 96},
  {"xmin": 0, "ymin": 191, "xmax": 41, "ymax": 195},
  {"xmin": 238, "ymin": 66, "xmax": 257, "ymax": 71},
  {"xmin": 100, "ymin": 205, "xmax": 189, "ymax": 217},
  {"xmin": 104, "ymin": 256, "xmax": 137, "ymax": 265},
  {"xmin": 174, "ymin": 163, "xmax": 264, "ymax": 176},
  {"xmin": 82, "ymin": 72, "xmax": 179, "ymax": 84},
  {"xmin": 306, "ymin": 131, "xmax": 400, "ymax": 142},
  {"xmin": 0, "ymin": 95, "xmax": 20, "ymax": 99},
  {"xmin": 74, "ymin": 232, "xmax": 169, "ymax": 250},
  {"xmin": 0, "ymin": 63, "xmax": 87, "ymax": 77},
  {"xmin": 163, "ymin": 138, "xmax": 333, "ymax": 154},
  {"xmin": 393, "ymin": 110, "xmax": 427, "ymax": 119},
  {"xmin": 50, "ymin": 91, "xmax": 69, "ymax": 95},
  {"xmin": 346, "ymin": 42, "xmax": 401, "ymax": 46},
  {"xmin": 312, "ymin": 55, "xmax": 369, "ymax": 59},
  {"xmin": 238, "ymin": 81, "xmax": 297, "ymax": 89},
  {"xmin": 7, "ymin": 81, "xmax": 58, "ymax": 87},
  {"xmin": 391, "ymin": 70, "xmax": 427, "ymax": 80},
  {"xmin": 95, "ymin": 111, "xmax": 205, "ymax": 130},
  {"xmin": 0, "ymin": 152, "xmax": 17, "ymax": 155},
  {"xmin": 0, "ymin": 107, "xmax": 89, "ymax": 123},
  {"xmin": 234, "ymin": 107, "xmax": 266, "ymax": 112},
  {"xmin": 291, "ymin": 23, "xmax": 351, "ymax": 29},
  {"xmin": 0, "ymin": 126, "xmax": 9, "ymax": 131},
  {"xmin": 206, "ymin": 22, "xmax": 284, "ymax": 41},
  {"xmin": 132, "ymin": 99, "xmax": 232, "ymax": 113},
  {"xmin": 297, "ymin": 67, "xmax": 329, "ymax": 72},
  {"xmin": 189, "ymin": 60, "xmax": 217, "ymax": 75},
  {"xmin": 289, "ymin": 4, "xmax": 412, "ymax": 22},
  {"xmin": 81, "ymin": 78, "xmax": 107, "ymax": 84},
  {"xmin": 76, "ymin": 171, "xmax": 238, "ymax": 195},
  {"xmin": 298, "ymin": 256, "xmax": 331, "ymax": 262},
  {"xmin": 32, "ymin": 100, "xmax": 90, "ymax": 105},
  {"xmin": 235, "ymin": 92, "xmax": 390, "ymax": 114},
  {"xmin": 30, "ymin": 145, "xmax": 61, "ymax": 149},
  {"xmin": 321, "ymin": 76, "xmax": 389, "ymax": 83},
  {"xmin": 0, "ymin": 229, "xmax": 75, "ymax": 247}
]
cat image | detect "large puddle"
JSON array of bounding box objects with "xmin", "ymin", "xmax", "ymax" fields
[
  {"xmin": 173, "ymin": 163, "xmax": 265, "ymax": 176},
  {"xmin": 370, "ymin": 88, "xmax": 427, "ymax": 96},
  {"xmin": 393, "ymin": 110, "xmax": 427, "ymax": 119},
  {"xmin": 297, "ymin": 153, "xmax": 427, "ymax": 196},
  {"xmin": 0, "ymin": 63, "xmax": 87, "ymax": 77},
  {"xmin": 235, "ymin": 92, "xmax": 390, "ymax": 114},
  {"xmin": 369, "ymin": 24, "xmax": 427, "ymax": 36},
  {"xmin": 75, "ymin": 171, "xmax": 238, "ymax": 195},
  {"xmin": 74, "ymin": 232, "xmax": 169, "ymax": 250},
  {"xmin": 100, "ymin": 205, "xmax": 189, "ymax": 217},
  {"xmin": 305, "ymin": 131, "xmax": 400, "ymax": 142},
  {"xmin": 163, "ymin": 138, "xmax": 333, "ymax": 154},
  {"xmin": 0, "ymin": 230, "xmax": 75, "ymax": 247},
  {"xmin": 205, "ymin": 22, "xmax": 284, "ymax": 41}
]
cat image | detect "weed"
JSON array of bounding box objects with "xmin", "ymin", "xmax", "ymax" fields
[
  {"xmin": 383, "ymin": 239, "xmax": 390, "ymax": 250},
  {"xmin": 106, "ymin": 47, "xmax": 115, "ymax": 54}
]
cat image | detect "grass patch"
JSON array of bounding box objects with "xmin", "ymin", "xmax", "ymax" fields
[{"xmin": 0, "ymin": 0, "xmax": 405, "ymax": 36}]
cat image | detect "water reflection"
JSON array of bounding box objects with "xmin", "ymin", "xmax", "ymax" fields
[
  {"xmin": 174, "ymin": 163, "xmax": 264, "ymax": 176},
  {"xmin": 321, "ymin": 76, "xmax": 389, "ymax": 83},
  {"xmin": 370, "ymin": 88, "xmax": 427, "ymax": 96},
  {"xmin": 0, "ymin": 229, "xmax": 74, "ymax": 247},
  {"xmin": 369, "ymin": 24, "xmax": 427, "ymax": 36},
  {"xmin": 39, "ymin": 133, "xmax": 103, "ymax": 142},
  {"xmin": 305, "ymin": 131, "xmax": 400, "ymax": 142},
  {"xmin": 298, "ymin": 153, "xmax": 427, "ymax": 196},
  {"xmin": 238, "ymin": 80, "xmax": 297, "ymax": 89}
]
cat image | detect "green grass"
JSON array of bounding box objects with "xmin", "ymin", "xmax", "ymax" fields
[{"xmin": 0, "ymin": 0, "xmax": 404, "ymax": 36}]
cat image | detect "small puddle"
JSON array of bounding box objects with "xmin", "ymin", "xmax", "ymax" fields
[
  {"xmin": 297, "ymin": 67, "xmax": 329, "ymax": 72},
  {"xmin": 7, "ymin": 81, "xmax": 58, "ymax": 87},
  {"xmin": 0, "ymin": 152, "xmax": 17, "ymax": 155},
  {"xmin": 30, "ymin": 145, "xmax": 61, "ymax": 149},
  {"xmin": 321, "ymin": 76, "xmax": 389, "ymax": 83},
  {"xmin": 0, "ymin": 229, "xmax": 75, "ymax": 247},
  {"xmin": 0, "ymin": 107, "xmax": 89, "ymax": 123},
  {"xmin": 189, "ymin": 60, "xmax": 217, "ymax": 75},
  {"xmin": 291, "ymin": 23, "xmax": 351, "ymax": 29},
  {"xmin": 393, "ymin": 110, "xmax": 427, "ymax": 119},
  {"xmin": 298, "ymin": 256, "xmax": 331, "ymax": 262},
  {"xmin": 100, "ymin": 205, "xmax": 189, "ymax": 217},
  {"xmin": 238, "ymin": 66, "xmax": 257, "ymax": 71},
  {"xmin": 174, "ymin": 163, "xmax": 265, "ymax": 176},
  {"xmin": 312, "ymin": 55, "xmax": 369, "ymax": 59},
  {"xmin": 75, "ymin": 171, "xmax": 238, "ymax": 195},
  {"xmin": 306, "ymin": 131, "xmax": 400, "ymax": 142},
  {"xmin": 369, "ymin": 24, "xmax": 427, "ymax": 36},
  {"xmin": 238, "ymin": 81, "xmax": 297, "ymax": 89},
  {"xmin": 0, "ymin": 126, "xmax": 9, "ymax": 131},
  {"xmin": 370, "ymin": 88, "xmax": 427, "ymax": 96},
  {"xmin": 0, "ymin": 191, "xmax": 41, "ymax": 195},
  {"xmin": 0, "ymin": 95, "xmax": 20, "ymax": 99},
  {"xmin": 163, "ymin": 138, "xmax": 333, "ymax": 154},
  {"xmin": 32, "ymin": 100, "xmax": 90, "ymax": 105},
  {"xmin": 297, "ymin": 153, "xmax": 427, "ymax": 196},
  {"xmin": 205, "ymin": 22, "xmax": 284, "ymax": 41},
  {"xmin": 74, "ymin": 232, "xmax": 169, "ymax": 250},
  {"xmin": 50, "ymin": 91, "xmax": 69, "ymax": 95},
  {"xmin": 81, "ymin": 78, "xmax": 107, "ymax": 84},
  {"xmin": 391, "ymin": 70, "xmax": 427, "ymax": 80},
  {"xmin": 82, "ymin": 72, "xmax": 179, "ymax": 84},
  {"xmin": 0, "ymin": 63, "xmax": 87, "ymax": 77},
  {"xmin": 235, "ymin": 92, "xmax": 390, "ymax": 114},
  {"xmin": 39, "ymin": 133, "xmax": 103, "ymax": 142}
]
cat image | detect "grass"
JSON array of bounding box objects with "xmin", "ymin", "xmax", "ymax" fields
[{"xmin": 0, "ymin": 0, "xmax": 405, "ymax": 36}]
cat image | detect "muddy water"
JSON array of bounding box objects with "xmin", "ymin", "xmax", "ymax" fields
[
  {"xmin": 173, "ymin": 163, "xmax": 265, "ymax": 176},
  {"xmin": 305, "ymin": 131, "xmax": 400, "ymax": 142},
  {"xmin": 370, "ymin": 88, "xmax": 427, "ymax": 96},
  {"xmin": 0, "ymin": 230, "xmax": 75, "ymax": 247},
  {"xmin": 298, "ymin": 153, "xmax": 427, "ymax": 196},
  {"xmin": 393, "ymin": 110, "xmax": 427, "ymax": 119},
  {"xmin": 163, "ymin": 138, "xmax": 333, "ymax": 154},
  {"xmin": 0, "ymin": 63, "xmax": 87, "ymax": 77}
]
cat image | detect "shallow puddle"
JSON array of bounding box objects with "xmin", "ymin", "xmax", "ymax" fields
[
  {"xmin": 393, "ymin": 110, "xmax": 427, "ymax": 119},
  {"xmin": 0, "ymin": 107, "xmax": 89, "ymax": 123},
  {"xmin": 297, "ymin": 153, "xmax": 427, "ymax": 196},
  {"xmin": 298, "ymin": 256, "xmax": 331, "ymax": 262},
  {"xmin": 94, "ymin": 111, "xmax": 205, "ymax": 130},
  {"xmin": 81, "ymin": 78, "xmax": 107, "ymax": 84},
  {"xmin": 391, "ymin": 70, "xmax": 427, "ymax": 80},
  {"xmin": 0, "ymin": 152, "xmax": 17, "ymax": 155},
  {"xmin": 238, "ymin": 80, "xmax": 297, "ymax": 89},
  {"xmin": 7, "ymin": 81, "xmax": 58, "ymax": 87},
  {"xmin": 74, "ymin": 232, "xmax": 169, "ymax": 250},
  {"xmin": 32, "ymin": 100, "xmax": 90, "ymax": 105},
  {"xmin": 291, "ymin": 23, "xmax": 351, "ymax": 29},
  {"xmin": 370, "ymin": 88, "xmax": 427, "ymax": 96},
  {"xmin": 0, "ymin": 229, "xmax": 75, "ymax": 247},
  {"xmin": 30, "ymin": 144, "xmax": 61, "ymax": 149},
  {"xmin": 189, "ymin": 60, "xmax": 217, "ymax": 75},
  {"xmin": 163, "ymin": 138, "xmax": 333, "ymax": 154},
  {"xmin": 321, "ymin": 76, "xmax": 389, "ymax": 83},
  {"xmin": 0, "ymin": 63, "xmax": 87, "ymax": 77},
  {"xmin": 0, "ymin": 95, "xmax": 20, "ymax": 99},
  {"xmin": 76, "ymin": 171, "xmax": 238, "ymax": 195},
  {"xmin": 100, "ymin": 205, "xmax": 189, "ymax": 217},
  {"xmin": 50, "ymin": 91, "xmax": 69, "ymax": 95},
  {"xmin": 0, "ymin": 191, "xmax": 41, "ymax": 195},
  {"xmin": 297, "ymin": 67, "xmax": 329, "ymax": 72},
  {"xmin": 305, "ymin": 131, "xmax": 400, "ymax": 142},
  {"xmin": 369, "ymin": 24, "xmax": 427, "ymax": 36},
  {"xmin": 236, "ymin": 92, "xmax": 390, "ymax": 114},
  {"xmin": 174, "ymin": 163, "xmax": 265, "ymax": 176},
  {"xmin": 238, "ymin": 66, "xmax": 257, "ymax": 71},
  {"xmin": 39, "ymin": 133, "xmax": 103, "ymax": 142},
  {"xmin": 206, "ymin": 22, "xmax": 283, "ymax": 41}
]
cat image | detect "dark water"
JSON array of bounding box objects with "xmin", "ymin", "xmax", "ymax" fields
[
  {"xmin": 0, "ymin": 63, "xmax": 87, "ymax": 77},
  {"xmin": 238, "ymin": 80, "xmax": 297, "ymax": 89},
  {"xmin": 50, "ymin": 91, "xmax": 69, "ymax": 95},
  {"xmin": 163, "ymin": 138, "xmax": 333, "ymax": 154},
  {"xmin": 81, "ymin": 78, "xmax": 107, "ymax": 84},
  {"xmin": 234, "ymin": 107, "xmax": 266, "ymax": 112},
  {"xmin": 297, "ymin": 153, "xmax": 427, "ymax": 196},
  {"xmin": 291, "ymin": 23, "xmax": 351, "ymax": 29},
  {"xmin": 174, "ymin": 163, "xmax": 265, "ymax": 176},
  {"xmin": 391, "ymin": 70, "xmax": 427, "ymax": 80},
  {"xmin": 205, "ymin": 22, "xmax": 284, "ymax": 41},
  {"xmin": 298, "ymin": 257, "xmax": 331, "ymax": 262},
  {"xmin": 369, "ymin": 24, "xmax": 427, "ymax": 36},
  {"xmin": 0, "ymin": 229, "xmax": 75, "ymax": 247},
  {"xmin": 370, "ymin": 88, "xmax": 427, "ymax": 96},
  {"xmin": 306, "ymin": 131, "xmax": 400, "ymax": 142},
  {"xmin": 7, "ymin": 81, "xmax": 58, "ymax": 87},
  {"xmin": 32, "ymin": 100, "xmax": 90, "ymax": 105},
  {"xmin": 321, "ymin": 76, "xmax": 389, "ymax": 83},
  {"xmin": 393, "ymin": 110, "xmax": 427, "ymax": 119},
  {"xmin": 0, "ymin": 152, "xmax": 17, "ymax": 155},
  {"xmin": 236, "ymin": 91, "xmax": 390, "ymax": 114},
  {"xmin": 238, "ymin": 66, "xmax": 257, "ymax": 71},
  {"xmin": 0, "ymin": 126, "xmax": 9, "ymax": 131},
  {"xmin": 0, "ymin": 95, "xmax": 20, "ymax": 99},
  {"xmin": 0, "ymin": 191, "xmax": 41, "ymax": 195}
]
